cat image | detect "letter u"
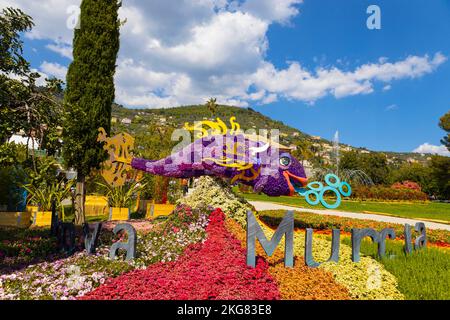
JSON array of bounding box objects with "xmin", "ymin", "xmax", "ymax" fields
[{"xmin": 304, "ymin": 228, "xmax": 340, "ymax": 267}]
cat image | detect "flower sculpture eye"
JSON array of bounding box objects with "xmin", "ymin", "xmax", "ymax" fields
[{"xmin": 279, "ymin": 156, "xmax": 291, "ymax": 167}]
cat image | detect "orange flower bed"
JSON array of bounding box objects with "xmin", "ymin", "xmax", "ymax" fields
[{"xmin": 225, "ymin": 218, "xmax": 351, "ymax": 300}]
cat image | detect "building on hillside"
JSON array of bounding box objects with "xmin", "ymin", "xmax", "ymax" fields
[
  {"xmin": 121, "ymin": 118, "xmax": 132, "ymax": 125},
  {"xmin": 341, "ymin": 146, "xmax": 352, "ymax": 152},
  {"xmin": 292, "ymin": 132, "xmax": 300, "ymax": 137},
  {"xmin": 311, "ymin": 136, "xmax": 321, "ymax": 140},
  {"xmin": 302, "ymin": 160, "xmax": 313, "ymax": 177},
  {"xmin": 111, "ymin": 117, "xmax": 117, "ymax": 124}
]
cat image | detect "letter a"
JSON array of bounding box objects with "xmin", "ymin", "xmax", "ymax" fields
[{"xmin": 367, "ymin": 5, "xmax": 381, "ymax": 30}]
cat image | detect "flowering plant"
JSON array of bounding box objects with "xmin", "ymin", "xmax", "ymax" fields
[{"xmin": 81, "ymin": 208, "xmax": 280, "ymax": 300}]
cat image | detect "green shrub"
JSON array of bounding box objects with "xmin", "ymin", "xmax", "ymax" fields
[{"xmin": 352, "ymin": 185, "xmax": 428, "ymax": 201}]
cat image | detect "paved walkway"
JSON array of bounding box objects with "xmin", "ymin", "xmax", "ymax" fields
[{"xmin": 249, "ymin": 201, "xmax": 450, "ymax": 231}]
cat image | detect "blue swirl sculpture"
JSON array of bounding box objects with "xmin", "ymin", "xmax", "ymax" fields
[{"xmin": 294, "ymin": 174, "xmax": 351, "ymax": 209}]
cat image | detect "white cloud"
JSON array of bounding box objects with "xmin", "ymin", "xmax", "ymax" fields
[
  {"xmin": 239, "ymin": 0, "xmax": 303, "ymax": 24},
  {"xmin": 1, "ymin": 0, "xmax": 447, "ymax": 108},
  {"xmin": 413, "ymin": 143, "xmax": 450, "ymax": 156},
  {"xmin": 0, "ymin": 0, "xmax": 80, "ymax": 44},
  {"xmin": 40, "ymin": 61, "xmax": 68, "ymax": 80},
  {"xmin": 385, "ymin": 104, "xmax": 398, "ymax": 111},
  {"xmin": 46, "ymin": 42, "xmax": 73, "ymax": 59},
  {"xmin": 250, "ymin": 53, "xmax": 445, "ymax": 103}
]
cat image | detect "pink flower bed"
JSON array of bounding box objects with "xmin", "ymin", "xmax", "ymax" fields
[
  {"xmin": 80, "ymin": 208, "xmax": 280, "ymax": 300},
  {"xmin": 101, "ymin": 220, "xmax": 159, "ymax": 234}
]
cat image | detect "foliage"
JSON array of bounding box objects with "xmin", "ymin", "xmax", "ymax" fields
[
  {"xmin": 205, "ymin": 97, "xmax": 218, "ymax": 116},
  {"xmin": 340, "ymin": 151, "xmax": 390, "ymax": 185},
  {"xmin": 439, "ymin": 111, "xmax": 450, "ymax": 151},
  {"xmin": 342, "ymin": 237, "xmax": 450, "ymax": 300},
  {"xmin": 26, "ymin": 156, "xmax": 58, "ymax": 187},
  {"xmin": 0, "ymin": 165, "xmax": 27, "ymax": 210},
  {"xmin": 388, "ymin": 162, "xmax": 433, "ymax": 194},
  {"xmin": 259, "ymin": 210, "xmax": 450, "ymax": 244},
  {"xmin": 292, "ymin": 139, "xmax": 314, "ymax": 165},
  {"xmin": 131, "ymin": 124, "xmax": 177, "ymax": 202},
  {"xmin": 0, "ymin": 142, "xmax": 27, "ymax": 167},
  {"xmin": 167, "ymin": 179, "xmax": 183, "ymax": 204},
  {"xmin": 0, "ymin": 7, "xmax": 33, "ymax": 76},
  {"xmin": 352, "ymin": 185, "xmax": 428, "ymax": 201},
  {"xmin": 0, "ymin": 228, "xmax": 58, "ymax": 272},
  {"xmin": 179, "ymin": 176, "xmax": 255, "ymax": 227},
  {"xmin": 0, "ymin": 7, "xmax": 64, "ymax": 152},
  {"xmin": 23, "ymin": 180, "xmax": 74, "ymax": 213},
  {"xmin": 428, "ymin": 155, "xmax": 450, "ymax": 200},
  {"xmin": 63, "ymin": 0, "xmax": 121, "ymax": 178},
  {"xmin": 97, "ymin": 180, "xmax": 144, "ymax": 208}
]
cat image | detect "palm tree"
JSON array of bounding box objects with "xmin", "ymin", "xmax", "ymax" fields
[{"xmin": 206, "ymin": 98, "xmax": 218, "ymax": 117}]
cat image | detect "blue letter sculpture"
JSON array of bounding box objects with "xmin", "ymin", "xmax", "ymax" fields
[
  {"xmin": 351, "ymin": 228, "xmax": 395, "ymax": 262},
  {"xmin": 109, "ymin": 223, "xmax": 137, "ymax": 261},
  {"xmin": 305, "ymin": 228, "xmax": 340, "ymax": 267},
  {"xmin": 405, "ymin": 222, "xmax": 427, "ymax": 253},
  {"xmin": 83, "ymin": 223, "xmax": 102, "ymax": 255},
  {"xmin": 247, "ymin": 210, "xmax": 294, "ymax": 268}
]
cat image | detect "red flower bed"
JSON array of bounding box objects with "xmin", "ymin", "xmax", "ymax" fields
[{"xmin": 80, "ymin": 208, "xmax": 280, "ymax": 300}]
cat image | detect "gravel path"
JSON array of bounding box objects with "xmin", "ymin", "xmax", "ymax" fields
[{"xmin": 249, "ymin": 200, "xmax": 450, "ymax": 231}]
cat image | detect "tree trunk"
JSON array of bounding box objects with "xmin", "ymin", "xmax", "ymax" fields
[{"xmin": 74, "ymin": 174, "xmax": 86, "ymax": 225}]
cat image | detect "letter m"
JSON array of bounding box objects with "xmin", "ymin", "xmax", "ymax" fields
[{"xmin": 246, "ymin": 210, "xmax": 294, "ymax": 268}]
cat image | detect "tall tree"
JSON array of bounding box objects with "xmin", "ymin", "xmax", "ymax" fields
[
  {"xmin": 63, "ymin": 0, "xmax": 121, "ymax": 225},
  {"xmin": 429, "ymin": 155, "xmax": 450, "ymax": 199},
  {"xmin": 0, "ymin": 7, "xmax": 63, "ymax": 163},
  {"xmin": 439, "ymin": 111, "xmax": 450, "ymax": 151},
  {"xmin": 0, "ymin": 7, "xmax": 33, "ymax": 76}
]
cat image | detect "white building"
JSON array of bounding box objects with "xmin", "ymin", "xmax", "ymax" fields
[
  {"xmin": 121, "ymin": 118, "xmax": 132, "ymax": 125},
  {"xmin": 8, "ymin": 134, "xmax": 40, "ymax": 149}
]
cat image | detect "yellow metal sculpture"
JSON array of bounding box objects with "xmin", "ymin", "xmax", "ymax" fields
[{"xmin": 97, "ymin": 128, "xmax": 134, "ymax": 187}]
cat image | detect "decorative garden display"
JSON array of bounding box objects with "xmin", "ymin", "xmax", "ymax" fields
[
  {"xmin": 296, "ymin": 174, "xmax": 352, "ymax": 209},
  {"xmin": 98, "ymin": 117, "xmax": 309, "ymax": 198}
]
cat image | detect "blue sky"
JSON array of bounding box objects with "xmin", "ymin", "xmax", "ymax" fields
[
  {"xmin": 4, "ymin": 0, "xmax": 449, "ymax": 154},
  {"xmin": 257, "ymin": 0, "xmax": 450, "ymax": 153}
]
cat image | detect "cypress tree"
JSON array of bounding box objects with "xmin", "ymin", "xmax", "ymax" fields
[{"xmin": 63, "ymin": 0, "xmax": 120, "ymax": 225}]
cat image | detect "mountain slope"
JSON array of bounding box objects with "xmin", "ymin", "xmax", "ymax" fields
[{"xmin": 110, "ymin": 104, "xmax": 431, "ymax": 164}]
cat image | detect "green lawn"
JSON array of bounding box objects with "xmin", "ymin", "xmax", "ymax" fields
[
  {"xmin": 341, "ymin": 237, "xmax": 450, "ymax": 300},
  {"xmin": 237, "ymin": 190, "xmax": 450, "ymax": 222}
]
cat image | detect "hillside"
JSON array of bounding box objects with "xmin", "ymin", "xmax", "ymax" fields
[{"xmin": 110, "ymin": 104, "xmax": 431, "ymax": 165}]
